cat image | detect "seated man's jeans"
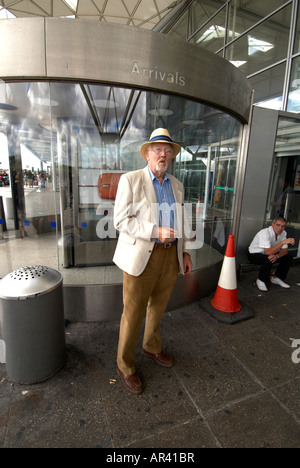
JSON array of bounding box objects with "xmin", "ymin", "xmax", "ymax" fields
[{"xmin": 247, "ymin": 252, "xmax": 292, "ymax": 283}]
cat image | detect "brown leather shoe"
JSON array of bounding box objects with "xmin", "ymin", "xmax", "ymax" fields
[
  {"xmin": 142, "ymin": 348, "xmax": 173, "ymax": 367},
  {"xmin": 117, "ymin": 367, "xmax": 142, "ymax": 395}
]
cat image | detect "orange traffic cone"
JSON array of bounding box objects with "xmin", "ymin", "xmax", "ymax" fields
[
  {"xmin": 200, "ymin": 234, "xmax": 254, "ymax": 324},
  {"xmin": 211, "ymin": 235, "xmax": 241, "ymax": 313}
]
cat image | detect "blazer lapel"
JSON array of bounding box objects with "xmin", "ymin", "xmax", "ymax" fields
[
  {"xmin": 169, "ymin": 176, "xmax": 183, "ymax": 235},
  {"xmin": 142, "ymin": 166, "xmax": 157, "ymax": 205},
  {"xmin": 141, "ymin": 166, "xmax": 158, "ymax": 226}
]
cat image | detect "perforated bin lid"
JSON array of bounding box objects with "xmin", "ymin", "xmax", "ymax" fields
[{"xmin": 0, "ymin": 266, "xmax": 63, "ymax": 300}]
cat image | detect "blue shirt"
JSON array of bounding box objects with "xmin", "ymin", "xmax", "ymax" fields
[{"xmin": 148, "ymin": 168, "xmax": 177, "ymax": 241}]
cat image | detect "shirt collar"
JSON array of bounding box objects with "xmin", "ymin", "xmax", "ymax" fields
[
  {"xmin": 268, "ymin": 226, "xmax": 275, "ymax": 236},
  {"xmin": 148, "ymin": 166, "xmax": 169, "ymax": 183},
  {"xmin": 268, "ymin": 225, "xmax": 285, "ymax": 240}
]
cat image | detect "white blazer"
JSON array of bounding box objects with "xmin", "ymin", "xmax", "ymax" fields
[{"xmin": 113, "ymin": 166, "xmax": 190, "ymax": 276}]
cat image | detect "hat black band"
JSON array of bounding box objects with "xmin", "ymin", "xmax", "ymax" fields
[{"xmin": 150, "ymin": 135, "xmax": 173, "ymax": 143}]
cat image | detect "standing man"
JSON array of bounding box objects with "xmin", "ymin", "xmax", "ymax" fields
[
  {"xmin": 248, "ymin": 216, "xmax": 295, "ymax": 292},
  {"xmin": 113, "ymin": 128, "xmax": 192, "ymax": 395}
]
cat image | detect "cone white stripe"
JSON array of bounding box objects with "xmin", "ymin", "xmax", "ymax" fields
[{"xmin": 218, "ymin": 257, "xmax": 237, "ymax": 290}]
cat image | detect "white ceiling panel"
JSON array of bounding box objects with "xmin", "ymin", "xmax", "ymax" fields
[
  {"xmin": 76, "ymin": 0, "xmax": 101, "ymax": 16},
  {"xmin": 0, "ymin": 0, "xmax": 185, "ymax": 29}
]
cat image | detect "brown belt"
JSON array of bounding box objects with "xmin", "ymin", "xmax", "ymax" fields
[{"xmin": 154, "ymin": 239, "xmax": 178, "ymax": 249}]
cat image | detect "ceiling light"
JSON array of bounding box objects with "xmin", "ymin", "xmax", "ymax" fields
[{"xmin": 0, "ymin": 103, "xmax": 18, "ymax": 111}]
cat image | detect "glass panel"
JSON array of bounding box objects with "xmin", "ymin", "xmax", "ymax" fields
[
  {"xmin": 287, "ymin": 56, "xmax": 300, "ymax": 112},
  {"xmin": 0, "ymin": 80, "xmax": 243, "ymax": 284},
  {"xmin": 175, "ymin": 106, "xmax": 243, "ymax": 255},
  {"xmin": 225, "ymin": 4, "xmax": 292, "ymax": 75},
  {"xmin": 293, "ymin": 1, "xmax": 300, "ymax": 54},
  {"xmin": 0, "ymin": 81, "xmax": 59, "ymax": 278},
  {"xmin": 265, "ymin": 116, "xmax": 300, "ymax": 258},
  {"xmin": 190, "ymin": 8, "xmax": 227, "ymax": 52},
  {"xmin": 188, "ymin": 0, "xmax": 226, "ymax": 38},
  {"xmin": 167, "ymin": 8, "xmax": 189, "ymax": 40},
  {"xmin": 227, "ymin": 0, "xmax": 291, "ymax": 42},
  {"xmin": 250, "ymin": 61, "xmax": 286, "ymax": 110}
]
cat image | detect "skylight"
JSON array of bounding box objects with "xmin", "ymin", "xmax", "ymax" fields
[
  {"xmin": 197, "ymin": 25, "xmax": 226, "ymax": 43},
  {"xmin": 248, "ymin": 36, "xmax": 274, "ymax": 55},
  {"xmin": 230, "ymin": 61, "xmax": 247, "ymax": 68},
  {"xmin": 63, "ymin": 0, "xmax": 78, "ymax": 12},
  {"xmin": 0, "ymin": 8, "xmax": 16, "ymax": 19}
]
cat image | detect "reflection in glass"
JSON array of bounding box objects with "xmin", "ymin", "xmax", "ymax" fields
[
  {"xmin": 249, "ymin": 61, "xmax": 286, "ymax": 110},
  {"xmin": 227, "ymin": 0, "xmax": 289, "ymax": 43},
  {"xmin": 293, "ymin": 2, "xmax": 300, "ymax": 55},
  {"xmin": 0, "ymin": 81, "xmax": 243, "ymax": 284},
  {"xmin": 167, "ymin": 8, "xmax": 189, "ymax": 40},
  {"xmin": 287, "ymin": 56, "xmax": 300, "ymax": 112},
  {"xmin": 189, "ymin": 0, "xmax": 226, "ymax": 37},
  {"xmin": 191, "ymin": 9, "xmax": 227, "ymax": 52},
  {"xmin": 265, "ymin": 117, "xmax": 300, "ymax": 258},
  {"xmin": 225, "ymin": 4, "xmax": 292, "ymax": 77}
]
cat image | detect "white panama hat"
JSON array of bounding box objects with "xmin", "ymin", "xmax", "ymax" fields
[{"xmin": 140, "ymin": 128, "xmax": 181, "ymax": 160}]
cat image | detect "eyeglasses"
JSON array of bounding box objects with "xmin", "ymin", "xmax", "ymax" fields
[{"xmin": 151, "ymin": 148, "xmax": 173, "ymax": 156}]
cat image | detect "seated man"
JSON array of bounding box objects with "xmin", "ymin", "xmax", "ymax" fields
[{"xmin": 248, "ymin": 216, "xmax": 295, "ymax": 291}]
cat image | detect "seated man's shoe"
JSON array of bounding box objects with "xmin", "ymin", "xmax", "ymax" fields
[
  {"xmin": 117, "ymin": 367, "xmax": 142, "ymax": 395},
  {"xmin": 142, "ymin": 348, "xmax": 173, "ymax": 367},
  {"xmin": 270, "ymin": 276, "xmax": 290, "ymax": 289},
  {"xmin": 256, "ymin": 279, "xmax": 268, "ymax": 292}
]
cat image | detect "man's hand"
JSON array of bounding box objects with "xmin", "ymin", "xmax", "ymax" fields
[
  {"xmin": 183, "ymin": 252, "xmax": 192, "ymax": 275},
  {"xmin": 268, "ymin": 237, "xmax": 295, "ymax": 262},
  {"xmin": 265, "ymin": 238, "xmax": 295, "ymax": 256},
  {"xmin": 153, "ymin": 226, "xmax": 178, "ymax": 243},
  {"xmin": 268, "ymin": 254, "xmax": 278, "ymax": 263}
]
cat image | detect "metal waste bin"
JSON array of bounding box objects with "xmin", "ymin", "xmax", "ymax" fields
[{"xmin": 0, "ymin": 265, "xmax": 66, "ymax": 384}]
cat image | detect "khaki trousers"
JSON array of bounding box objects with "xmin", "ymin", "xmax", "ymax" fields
[{"xmin": 117, "ymin": 243, "xmax": 179, "ymax": 375}]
